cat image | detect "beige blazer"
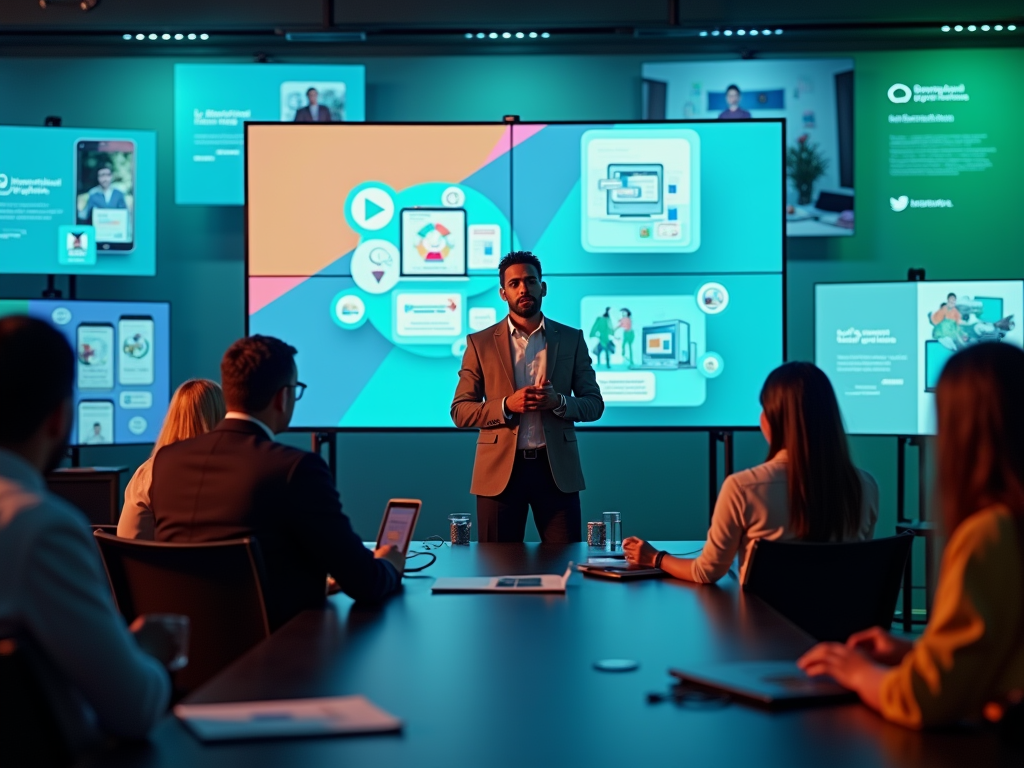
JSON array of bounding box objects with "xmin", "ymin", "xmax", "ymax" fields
[{"xmin": 451, "ymin": 318, "xmax": 604, "ymax": 497}]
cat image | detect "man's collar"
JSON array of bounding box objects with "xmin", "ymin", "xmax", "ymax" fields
[
  {"xmin": 507, "ymin": 314, "xmax": 546, "ymax": 337},
  {"xmin": 224, "ymin": 412, "xmax": 276, "ymax": 441}
]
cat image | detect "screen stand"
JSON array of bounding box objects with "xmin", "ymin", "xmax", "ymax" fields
[
  {"xmin": 68, "ymin": 446, "xmax": 81, "ymax": 468},
  {"xmin": 42, "ymin": 275, "xmax": 76, "ymax": 299},
  {"xmin": 707, "ymin": 430, "xmax": 734, "ymax": 524},
  {"xmin": 895, "ymin": 435, "xmax": 933, "ymax": 631},
  {"xmin": 311, "ymin": 432, "xmax": 338, "ymax": 480}
]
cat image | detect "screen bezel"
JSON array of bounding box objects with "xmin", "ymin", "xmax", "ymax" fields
[
  {"xmin": 813, "ymin": 278, "xmax": 1024, "ymax": 437},
  {"xmin": 244, "ymin": 119, "xmax": 788, "ymax": 433},
  {"xmin": 375, "ymin": 498, "xmax": 422, "ymax": 555}
]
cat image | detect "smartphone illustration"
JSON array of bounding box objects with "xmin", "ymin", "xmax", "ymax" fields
[
  {"xmin": 77, "ymin": 400, "xmax": 114, "ymax": 446},
  {"xmin": 118, "ymin": 315, "xmax": 155, "ymax": 386},
  {"xmin": 75, "ymin": 140, "xmax": 136, "ymax": 251},
  {"xmin": 76, "ymin": 323, "xmax": 115, "ymax": 390}
]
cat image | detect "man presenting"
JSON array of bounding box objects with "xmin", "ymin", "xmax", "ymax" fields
[
  {"xmin": 451, "ymin": 251, "xmax": 604, "ymax": 543},
  {"xmin": 294, "ymin": 88, "xmax": 333, "ymax": 123},
  {"xmin": 78, "ymin": 164, "xmax": 127, "ymax": 223}
]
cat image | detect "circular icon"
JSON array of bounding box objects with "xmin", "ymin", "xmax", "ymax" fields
[
  {"xmin": 51, "ymin": 307, "xmax": 72, "ymax": 326},
  {"xmin": 350, "ymin": 239, "xmax": 400, "ymax": 294},
  {"xmin": 699, "ymin": 352, "xmax": 724, "ymax": 378},
  {"xmin": 451, "ymin": 338, "xmax": 468, "ymax": 358},
  {"xmin": 350, "ymin": 187, "xmax": 394, "ymax": 231},
  {"xmin": 887, "ymin": 83, "xmax": 912, "ymax": 104},
  {"xmin": 332, "ymin": 294, "xmax": 367, "ymax": 329},
  {"xmin": 697, "ymin": 282, "xmax": 729, "ymax": 314},
  {"xmin": 128, "ymin": 416, "xmax": 148, "ymax": 435},
  {"xmin": 442, "ymin": 186, "xmax": 466, "ymax": 207}
]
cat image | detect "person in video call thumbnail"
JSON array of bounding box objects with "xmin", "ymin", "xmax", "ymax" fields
[
  {"xmin": 931, "ymin": 293, "xmax": 967, "ymax": 349},
  {"xmin": 78, "ymin": 164, "xmax": 126, "ymax": 223},
  {"xmin": 294, "ymin": 87, "xmax": 333, "ymax": 123},
  {"xmin": 589, "ymin": 307, "xmax": 616, "ymax": 369},
  {"xmin": 718, "ymin": 84, "xmax": 752, "ymax": 120}
]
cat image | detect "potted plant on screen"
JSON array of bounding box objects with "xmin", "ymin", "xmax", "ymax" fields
[{"xmin": 786, "ymin": 134, "xmax": 829, "ymax": 206}]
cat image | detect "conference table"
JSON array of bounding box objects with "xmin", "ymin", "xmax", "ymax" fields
[{"xmin": 91, "ymin": 542, "xmax": 1021, "ymax": 768}]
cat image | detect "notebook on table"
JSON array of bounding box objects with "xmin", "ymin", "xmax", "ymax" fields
[
  {"xmin": 669, "ymin": 661, "xmax": 857, "ymax": 709},
  {"xmin": 577, "ymin": 558, "xmax": 666, "ymax": 580},
  {"xmin": 174, "ymin": 695, "xmax": 402, "ymax": 742}
]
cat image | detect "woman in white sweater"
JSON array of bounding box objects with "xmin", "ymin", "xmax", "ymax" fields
[
  {"xmin": 624, "ymin": 362, "xmax": 878, "ymax": 582},
  {"xmin": 117, "ymin": 379, "xmax": 225, "ymax": 539}
]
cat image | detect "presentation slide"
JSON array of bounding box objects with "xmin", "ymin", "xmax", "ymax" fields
[
  {"xmin": 247, "ymin": 121, "xmax": 783, "ymax": 429},
  {"xmin": 642, "ymin": 59, "xmax": 854, "ymax": 238},
  {"xmin": 815, "ymin": 280, "xmax": 1023, "ymax": 436},
  {"xmin": 0, "ymin": 299, "xmax": 170, "ymax": 445},
  {"xmin": 853, "ymin": 49, "xmax": 1024, "ymax": 259},
  {"xmin": 174, "ymin": 63, "xmax": 365, "ymax": 206},
  {"xmin": 0, "ymin": 126, "xmax": 156, "ymax": 276}
]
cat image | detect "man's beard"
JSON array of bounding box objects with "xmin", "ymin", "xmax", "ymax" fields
[{"xmin": 510, "ymin": 297, "xmax": 541, "ymax": 319}]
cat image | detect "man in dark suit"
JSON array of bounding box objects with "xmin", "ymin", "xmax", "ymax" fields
[
  {"xmin": 451, "ymin": 251, "xmax": 605, "ymax": 543},
  {"xmin": 149, "ymin": 335, "xmax": 403, "ymax": 629},
  {"xmin": 293, "ymin": 88, "xmax": 333, "ymax": 123}
]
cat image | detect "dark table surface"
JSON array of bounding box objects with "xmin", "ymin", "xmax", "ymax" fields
[{"xmin": 90, "ymin": 542, "xmax": 1022, "ymax": 768}]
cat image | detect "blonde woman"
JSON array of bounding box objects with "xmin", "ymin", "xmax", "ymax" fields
[{"xmin": 117, "ymin": 379, "xmax": 225, "ymax": 539}]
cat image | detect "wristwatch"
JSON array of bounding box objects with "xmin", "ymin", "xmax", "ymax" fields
[{"xmin": 654, "ymin": 550, "xmax": 668, "ymax": 570}]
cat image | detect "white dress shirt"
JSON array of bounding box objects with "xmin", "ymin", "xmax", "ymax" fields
[
  {"xmin": 692, "ymin": 450, "xmax": 880, "ymax": 584},
  {"xmin": 224, "ymin": 411, "xmax": 276, "ymax": 441},
  {"xmin": 0, "ymin": 448, "xmax": 170, "ymax": 745},
  {"xmin": 500, "ymin": 316, "xmax": 567, "ymax": 450},
  {"xmin": 309, "ymin": 104, "xmax": 320, "ymax": 120}
]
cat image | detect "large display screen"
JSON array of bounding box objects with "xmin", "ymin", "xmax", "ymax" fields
[
  {"xmin": 0, "ymin": 299, "xmax": 171, "ymax": 445},
  {"xmin": 815, "ymin": 280, "xmax": 1023, "ymax": 436},
  {"xmin": 247, "ymin": 121, "xmax": 784, "ymax": 429},
  {"xmin": 174, "ymin": 63, "xmax": 365, "ymax": 205},
  {"xmin": 0, "ymin": 126, "xmax": 156, "ymax": 276},
  {"xmin": 642, "ymin": 59, "xmax": 854, "ymax": 238}
]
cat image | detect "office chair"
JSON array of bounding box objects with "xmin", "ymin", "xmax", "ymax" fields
[
  {"xmin": 744, "ymin": 532, "xmax": 914, "ymax": 642},
  {"xmin": 93, "ymin": 532, "xmax": 271, "ymax": 694},
  {"xmin": 0, "ymin": 636, "xmax": 73, "ymax": 767}
]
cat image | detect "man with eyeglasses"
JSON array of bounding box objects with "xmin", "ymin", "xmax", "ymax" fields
[{"xmin": 149, "ymin": 335, "xmax": 403, "ymax": 629}]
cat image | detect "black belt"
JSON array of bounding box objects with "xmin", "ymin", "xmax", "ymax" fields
[{"xmin": 519, "ymin": 447, "xmax": 547, "ymax": 460}]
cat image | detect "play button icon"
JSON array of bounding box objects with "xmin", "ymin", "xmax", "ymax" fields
[{"xmin": 351, "ymin": 187, "xmax": 394, "ymax": 231}]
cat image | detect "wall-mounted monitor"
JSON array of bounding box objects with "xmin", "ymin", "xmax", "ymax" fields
[
  {"xmin": 246, "ymin": 120, "xmax": 784, "ymax": 430},
  {"xmin": 174, "ymin": 63, "xmax": 365, "ymax": 205},
  {"xmin": 815, "ymin": 280, "xmax": 1023, "ymax": 436},
  {"xmin": 0, "ymin": 299, "xmax": 171, "ymax": 445},
  {"xmin": 642, "ymin": 59, "xmax": 854, "ymax": 238},
  {"xmin": 0, "ymin": 126, "xmax": 156, "ymax": 276}
]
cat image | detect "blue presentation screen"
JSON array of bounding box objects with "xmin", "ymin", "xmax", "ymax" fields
[
  {"xmin": 815, "ymin": 280, "xmax": 1024, "ymax": 435},
  {"xmin": 0, "ymin": 299, "xmax": 170, "ymax": 445},
  {"xmin": 247, "ymin": 121, "xmax": 784, "ymax": 429},
  {"xmin": 0, "ymin": 126, "xmax": 156, "ymax": 276},
  {"xmin": 174, "ymin": 63, "xmax": 365, "ymax": 205}
]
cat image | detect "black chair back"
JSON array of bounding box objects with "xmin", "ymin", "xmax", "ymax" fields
[
  {"xmin": 744, "ymin": 532, "xmax": 914, "ymax": 642},
  {"xmin": 0, "ymin": 637, "xmax": 72, "ymax": 767},
  {"xmin": 93, "ymin": 532, "xmax": 270, "ymax": 693}
]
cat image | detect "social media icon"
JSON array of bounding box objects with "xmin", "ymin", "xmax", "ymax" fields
[
  {"xmin": 887, "ymin": 83, "xmax": 912, "ymax": 104},
  {"xmin": 890, "ymin": 195, "xmax": 909, "ymax": 212}
]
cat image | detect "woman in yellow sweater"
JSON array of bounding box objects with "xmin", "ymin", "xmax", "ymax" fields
[{"xmin": 798, "ymin": 342, "xmax": 1024, "ymax": 728}]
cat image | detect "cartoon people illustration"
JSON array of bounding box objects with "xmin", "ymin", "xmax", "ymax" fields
[
  {"xmin": 931, "ymin": 293, "xmax": 966, "ymax": 350},
  {"xmin": 616, "ymin": 308, "xmax": 634, "ymax": 366},
  {"xmin": 589, "ymin": 307, "xmax": 615, "ymax": 369}
]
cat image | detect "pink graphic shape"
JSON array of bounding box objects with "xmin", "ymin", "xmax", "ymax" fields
[
  {"xmin": 249, "ymin": 276, "xmax": 309, "ymax": 314},
  {"xmin": 482, "ymin": 124, "xmax": 546, "ymax": 166}
]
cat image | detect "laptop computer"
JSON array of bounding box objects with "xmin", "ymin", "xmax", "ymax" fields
[{"xmin": 669, "ymin": 661, "xmax": 856, "ymax": 709}]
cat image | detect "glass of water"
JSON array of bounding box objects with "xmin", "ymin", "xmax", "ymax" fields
[{"xmin": 602, "ymin": 511, "xmax": 622, "ymax": 552}]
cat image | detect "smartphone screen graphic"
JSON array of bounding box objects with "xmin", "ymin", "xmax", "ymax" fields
[
  {"xmin": 118, "ymin": 316, "xmax": 155, "ymax": 386},
  {"xmin": 76, "ymin": 323, "xmax": 115, "ymax": 390},
  {"xmin": 77, "ymin": 400, "xmax": 114, "ymax": 445},
  {"xmin": 76, "ymin": 140, "xmax": 136, "ymax": 251},
  {"xmin": 377, "ymin": 502, "xmax": 421, "ymax": 554}
]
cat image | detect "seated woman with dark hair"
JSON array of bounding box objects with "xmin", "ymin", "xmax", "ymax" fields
[
  {"xmin": 624, "ymin": 361, "xmax": 878, "ymax": 582},
  {"xmin": 799, "ymin": 342, "xmax": 1024, "ymax": 728}
]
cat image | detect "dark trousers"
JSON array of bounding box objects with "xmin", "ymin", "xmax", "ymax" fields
[{"xmin": 476, "ymin": 448, "xmax": 582, "ymax": 543}]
